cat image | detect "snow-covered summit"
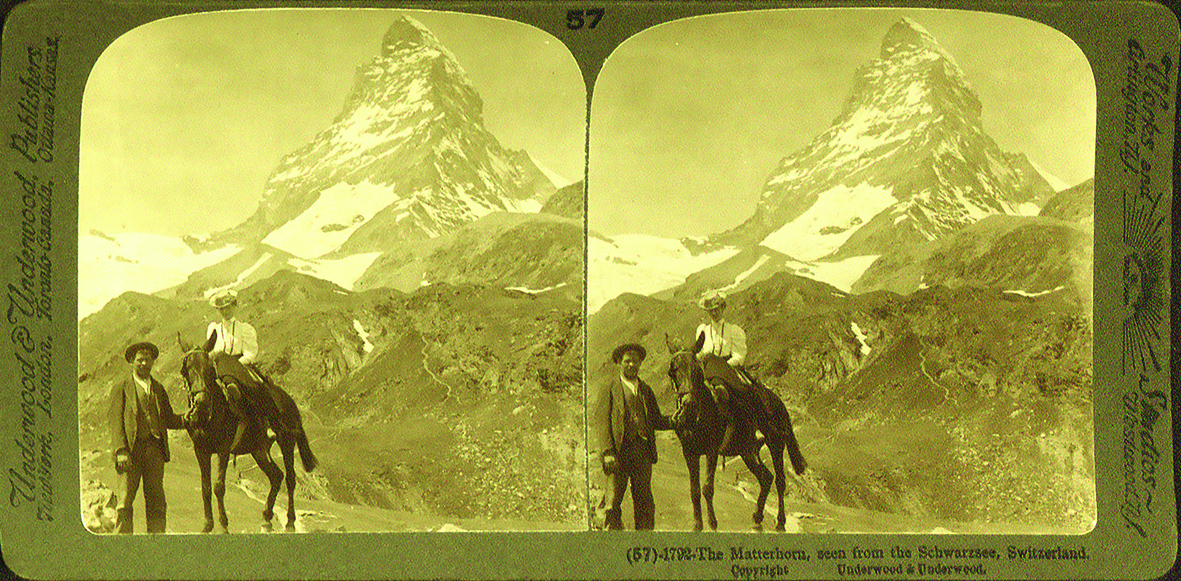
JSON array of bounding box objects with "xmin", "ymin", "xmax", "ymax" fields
[
  {"xmin": 81, "ymin": 18, "xmax": 570, "ymax": 318},
  {"xmin": 880, "ymin": 18, "xmax": 959, "ymax": 69},
  {"xmin": 708, "ymin": 19, "xmax": 1055, "ymax": 261},
  {"xmin": 226, "ymin": 16, "xmax": 555, "ymax": 258}
]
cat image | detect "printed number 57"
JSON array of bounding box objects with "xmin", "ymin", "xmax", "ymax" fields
[{"xmin": 567, "ymin": 8, "xmax": 604, "ymax": 29}]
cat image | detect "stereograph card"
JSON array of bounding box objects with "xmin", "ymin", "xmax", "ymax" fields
[{"xmin": 0, "ymin": 0, "xmax": 1175, "ymax": 579}]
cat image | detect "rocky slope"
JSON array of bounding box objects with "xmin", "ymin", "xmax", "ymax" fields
[
  {"xmin": 653, "ymin": 245, "xmax": 802, "ymax": 303},
  {"xmin": 588, "ymin": 272, "xmax": 1093, "ymax": 532},
  {"xmin": 1039, "ymin": 178, "xmax": 1095, "ymax": 223},
  {"xmin": 851, "ymin": 213, "xmax": 1093, "ymax": 301},
  {"xmin": 79, "ymin": 270, "xmax": 584, "ymax": 528},
  {"xmin": 351, "ymin": 211, "xmax": 583, "ymax": 300},
  {"xmin": 540, "ymin": 180, "xmax": 585, "ymax": 220}
]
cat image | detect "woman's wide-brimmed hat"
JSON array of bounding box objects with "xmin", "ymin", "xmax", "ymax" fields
[
  {"xmin": 698, "ymin": 289, "xmax": 727, "ymax": 310},
  {"xmin": 209, "ymin": 289, "xmax": 239, "ymax": 309},
  {"xmin": 125, "ymin": 341, "xmax": 159, "ymax": 363},
  {"xmin": 612, "ymin": 343, "xmax": 647, "ymax": 364}
]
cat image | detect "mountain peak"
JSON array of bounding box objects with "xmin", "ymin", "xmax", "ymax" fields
[
  {"xmin": 880, "ymin": 18, "xmax": 942, "ymax": 59},
  {"xmin": 703, "ymin": 18, "xmax": 1053, "ymax": 260},
  {"xmin": 381, "ymin": 16, "xmax": 439, "ymax": 57},
  {"xmin": 215, "ymin": 17, "xmax": 556, "ymax": 258}
]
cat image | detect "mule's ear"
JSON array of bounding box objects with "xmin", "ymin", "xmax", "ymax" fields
[
  {"xmin": 692, "ymin": 329, "xmax": 705, "ymax": 355},
  {"xmin": 664, "ymin": 332, "xmax": 679, "ymax": 354},
  {"xmin": 177, "ymin": 332, "xmax": 192, "ymax": 353}
]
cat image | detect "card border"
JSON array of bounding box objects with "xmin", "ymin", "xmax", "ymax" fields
[{"xmin": 0, "ymin": 1, "xmax": 1175, "ymax": 579}]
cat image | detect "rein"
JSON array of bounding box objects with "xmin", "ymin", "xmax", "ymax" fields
[
  {"xmin": 181, "ymin": 348, "xmax": 221, "ymax": 427},
  {"xmin": 668, "ymin": 350, "xmax": 706, "ymax": 428}
]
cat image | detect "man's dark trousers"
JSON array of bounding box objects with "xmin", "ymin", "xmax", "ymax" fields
[
  {"xmin": 116, "ymin": 435, "xmax": 166, "ymax": 534},
  {"xmin": 604, "ymin": 437, "xmax": 655, "ymax": 530}
]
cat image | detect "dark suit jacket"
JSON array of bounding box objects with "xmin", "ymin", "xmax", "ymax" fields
[
  {"xmin": 108, "ymin": 376, "xmax": 184, "ymax": 463},
  {"xmin": 593, "ymin": 375, "xmax": 670, "ymax": 465}
]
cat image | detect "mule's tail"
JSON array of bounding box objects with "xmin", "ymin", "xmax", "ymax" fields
[
  {"xmin": 269, "ymin": 376, "xmax": 318, "ymax": 473},
  {"xmin": 296, "ymin": 429, "xmax": 318, "ymax": 472},
  {"xmin": 777, "ymin": 400, "xmax": 807, "ymax": 475}
]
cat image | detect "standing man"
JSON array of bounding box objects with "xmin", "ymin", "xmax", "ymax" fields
[
  {"xmin": 108, "ymin": 341, "xmax": 187, "ymax": 533},
  {"xmin": 594, "ymin": 343, "xmax": 671, "ymax": 530}
]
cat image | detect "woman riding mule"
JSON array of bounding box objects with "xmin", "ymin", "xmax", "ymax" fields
[
  {"xmin": 204, "ymin": 289, "xmax": 289, "ymax": 452},
  {"xmin": 695, "ymin": 289, "xmax": 775, "ymax": 454},
  {"xmin": 665, "ymin": 333, "xmax": 806, "ymax": 531},
  {"xmin": 178, "ymin": 334, "xmax": 317, "ymax": 532}
]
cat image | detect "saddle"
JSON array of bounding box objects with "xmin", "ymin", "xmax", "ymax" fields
[
  {"xmin": 211, "ymin": 353, "xmax": 262, "ymax": 392},
  {"xmin": 209, "ymin": 353, "xmax": 283, "ymax": 420},
  {"xmin": 700, "ymin": 355, "xmax": 769, "ymax": 416}
]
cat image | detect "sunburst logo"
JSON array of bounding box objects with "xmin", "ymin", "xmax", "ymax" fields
[{"xmin": 1121, "ymin": 192, "xmax": 1166, "ymax": 374}]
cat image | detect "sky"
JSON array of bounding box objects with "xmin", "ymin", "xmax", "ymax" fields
[
  {"xmin": 588, "ymin": 8, "xmax": 1097, "ymax": 239},
  {"xmin": 80, "ymin": 9, "xmax": 586, "ymax": 237}
]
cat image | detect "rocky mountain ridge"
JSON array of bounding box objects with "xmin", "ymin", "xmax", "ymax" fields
[
  {"xmin": 84, "ymin": 16, "xmax": 573, "ymax": 319},
  {"xmin": 699, "ymin": 18, "xmax": 1055, "ymax": 262},
  {"xmin": 204, "ymin": 16, "xmax": 556, "ymax": 258}
]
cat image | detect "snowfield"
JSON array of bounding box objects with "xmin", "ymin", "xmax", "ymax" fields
[
  {"xmin": 202, "ymin": 253, "xmax": 272, "ymax": 299},
  {"xmin": 288, "ymin": 252, "xmax": 383, "ymax": 290},
  {"xmin": 506, "ymin": 282, "xmax": 568, "ymax": 294},
  {"xmin": 589, "ymin": 234, "xmax": 739, "ymax": 313},
  {"xmin": 79, "ymin": 233, "xmax": 240, "ymax": 319},
  {"xmin": 262, "ymin": 180, "xmax": 400, "ymax": 258},
  {"xmin": 352, "ymin": 319, "xmax": 375, "ymax": 353},
  {"xmin": 760, "ymin": 183, "xmax": 896, "ymax": 261},
  {"xmin": 719, "ymin": 255, "xmax": 771, "ymax": 293},
  {"xmin": 800, "ymin": 255, "xmax": 881, "ymax": 293}
]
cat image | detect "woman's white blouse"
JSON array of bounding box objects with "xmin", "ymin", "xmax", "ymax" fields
[
  {"xmin": 695, "ymin": 321, "xmax": 747, "ymax": 365},
  {"xmin": 206, "ymin": 318, "xmax": 258, "ymax": 364}
]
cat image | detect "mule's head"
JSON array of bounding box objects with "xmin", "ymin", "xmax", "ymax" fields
[
  {"xmin": 177, "ymin": 333, "xmax": 218, "ymax": 428},
  {"xmin": 665, "ymin": 332, "xmax": 706, "ymax": 428}
]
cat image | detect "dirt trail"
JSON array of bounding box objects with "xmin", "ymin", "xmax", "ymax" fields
[
  {"xmin": 610, "ymin": 435, "xmax": 1050, "ymax": 535},
  {"xmin": 607, "ymin": 435, "xmax": 812, "ymax": 533},
  {"xmin": 83, "ymin": 443, "xmax": 580, "ymax": 534}
]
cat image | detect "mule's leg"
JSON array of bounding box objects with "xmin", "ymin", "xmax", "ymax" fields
[
  {"xmin": 251, "ymin": 447, "xmax": 283, "ymax": 532},
  {"xmin": 215, "ymin": 453, "xmax": 231, "ymax": 533},
  {"xmin": 685, "ymin": 453, "xmax": 703, "ymax": 532},
  {"xmin": 740, "ymin": 452, "xmax": 773, "ymax": 531},
  {"xmin": 280, "ymin": 434, "xmax": 298, "ymax": 531},
  {"xmin": 197, "ymin": 452, "xmax": 214, "ymax": 533},
  {"xmin": 767, "ymin": 434, "xmax": 788, "ymax": 532},
  {"xmin": 704, "ymin": 453, "xmax": 719, "ymax": 531}
]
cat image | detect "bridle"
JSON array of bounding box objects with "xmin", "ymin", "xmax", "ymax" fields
[
  {"xmin": 667, "ymin": 350, "xmax": 701, "ymax": 428},
  {"xmin": 180, "ymin": 348, "xmax": 218, "ymax": 427}
]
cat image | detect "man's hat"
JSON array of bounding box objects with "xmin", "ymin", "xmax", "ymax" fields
[
  {"xmin": 209, "ymin": 289, "xmax": 238, "ymax": 309},
  {"xmin": 125, "ymin": 341, "xmax": 159, "ymax": 363},
  {"xmin": 698, "ymin": 289, "xmax": 727, "ymax": 310},
  {"xmin": 612, "ymin": 343, "xmax": 646, "ymax": 364}
]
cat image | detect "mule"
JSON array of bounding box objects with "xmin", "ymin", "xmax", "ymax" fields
[
  {"xmin": 177, "ymin": 335, "xmax": 317, "ymax": 533},
  {"xmin": 665, "ymin": 333, "xmax": 806, "ymax": 532}
]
